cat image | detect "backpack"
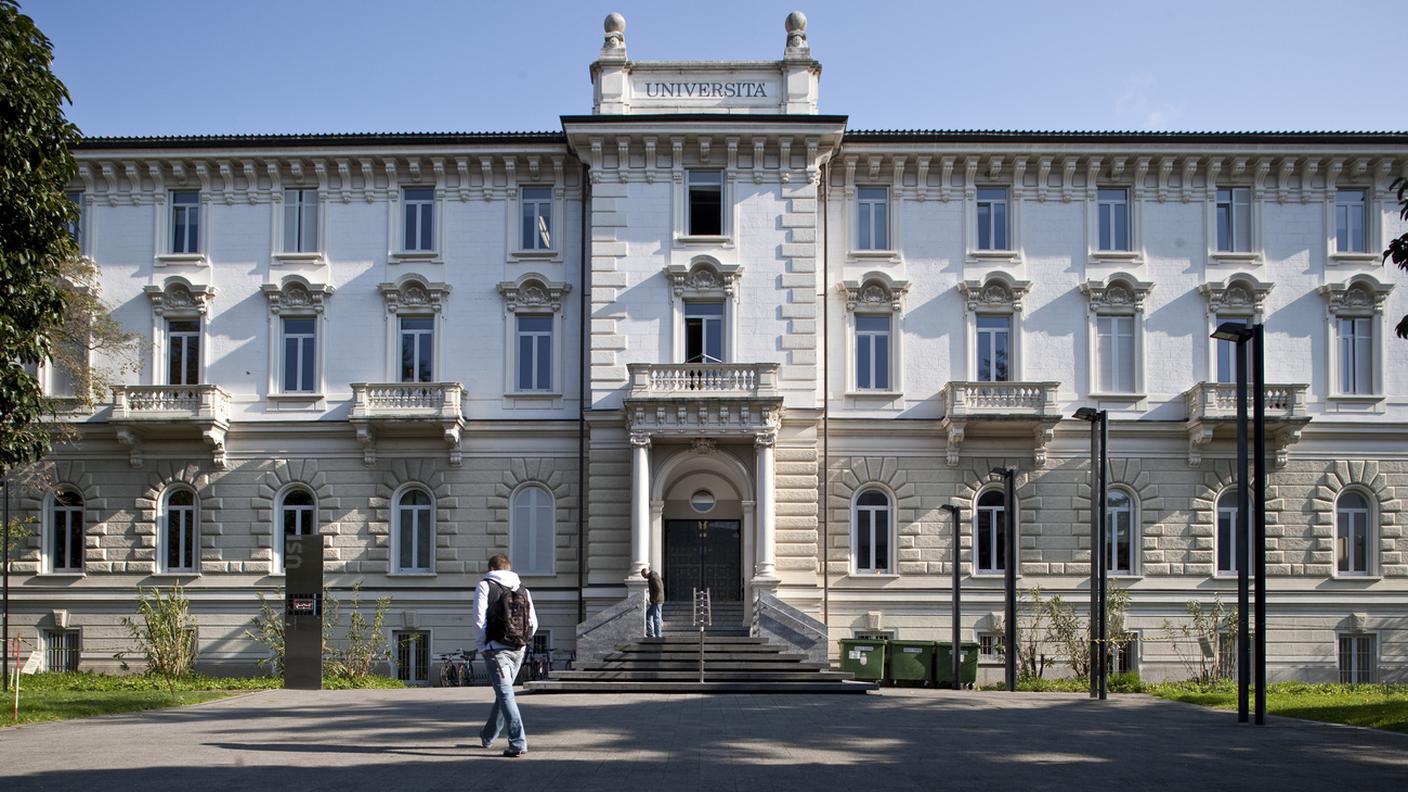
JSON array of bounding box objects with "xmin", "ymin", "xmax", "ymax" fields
[{"xmin": 486, "ymin": 580, "xmax": 532, "ymax": 649}]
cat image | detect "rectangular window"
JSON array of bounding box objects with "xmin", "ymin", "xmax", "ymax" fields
[
  {"xmin": 1215, "ymin": 315, "xmax": 1249, "ymax": 384},
  {"xmin": 281, "ymin": 317, "xmax": 317, "ymax": 393},
  {"xmin": 976, "ymin": 314, "xmax": 1011, "ymax": 382},
  {"xmin": 976, "ymin": 499, "xmax": 1007, "ymax": 574},
  {"xmin": 45, "ymin": 629, "xmax": 80, "ymax": 672},
  {"xmin": 686, "ymin": 170, "xmax": 723, "ymax": 236},
  {"xmin": 1335, "ymin": 189, "xmax": 1367, "ymax": 253},
  {"xmin": 394, "ymin": 630, "xmax": 429, "ymax": 684},
  {"xmin": 978, "ymin": 634, "xmax": 998, "ymax": 658},
  {"xmin": 402, "ymin": 187, "xmax": 435, "ymax": 252},
  {"xmin": 166, "ymin": 319, "xmax": 200, "ymax": 386},
  {"xmin": 855, "ymin": 314, "xmax": 891, "ymax": 390},
  {"xmin": 1216, "ymin": 498, "xmax": 1253, "ymax": 575},
  {"xmin": 856, "ymin": 186, "xmax": 889, "ymax": 250},
  {"xmin": 1337, "ymin": 501, "xmax": 1371, "ymax": 575},
  {"xmin": 520, "ymin": 186, "xmax": 553, "ymax": 250},
  {"xmin": 1109, "ymin": 635, "xmax": 1137, "ymax": 675},
  {"xmin": 1337, "ymin": 317, "xmax": 1373, "ymax": 394},
  {"xmin": 1215, "ymin": 187, "xmax": 1251, "ymax": 252},
  {"xmin": 65, "ymin": 190, "xmax": 82, "ymax": 246},
  {"xmin": 283, "ymin": 188, "xmax": 319, "ymax": 252},
  {"xmin": 1097, "ymin": 314, "xmax": 1135, "ymax": 393},
  {"xmin": 1338, "ymin": 634, "xmax": 1377, "ymax": 684},
  {"xmin": 976, "ymin": 186, "xmax": 1009, "ymax": 251},
  {"xmin": 684, "ymin": 301, "xmax": 724, "ymax": 363},
  {"xmin": 516, "ymin": 315, "xmax": 553, "ymax": 392},
  {"xmin": 171, "ymin": 190, "xmax": 200, "ymax": 253},
  {"xmin": 399, "ymin": 316, "xmax": 434, "ymax": 383},
  {"xmin": 1097, "ymin": 187, "xmax": 1130, "ymax": 251}
]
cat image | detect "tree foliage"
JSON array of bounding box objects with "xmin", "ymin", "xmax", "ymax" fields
[{"xmin": 1385, "ymin": 177, "xmax": 1408, "ymax": 339}]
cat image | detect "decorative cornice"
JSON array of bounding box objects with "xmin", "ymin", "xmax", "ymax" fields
[
  {"xmin": 143, "ymin": 277, "xmax": 215, "ymax": 316},
  {"xmin": 378, "ymin": 276, "xmax": 451, "ymax": 314},
  {"xmin": 839, "ymin": 272, "xmax": 910, "ymax": 312},
  {"xmin": 665, "ymin": 258, "xmax": 743, "ymax": 299},
  {"xmin": 1198, "ymin": 273, "xmax": 1274, "ymax": 315},
  {"xmin": 497, "ymin": 274, "xmax": 571, "ymax": 313},
  {"xmin": 261, "ymin": 276, "xmax": 334, "ymax": 315},
  {"xmin": 1080, "ymin": 273, "xmax": 1155, "ymax": 313},
  {"xmin": 958, "ymin": 272, "xmax": 1032, "ymax": 313},
  {"xmin": 1320, "ymin": 275, "xmax": 1394, "ymax": 315}
]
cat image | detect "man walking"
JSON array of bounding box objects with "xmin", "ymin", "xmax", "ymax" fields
[
  {"xmin": 641, "ymin": 566, "xmax": 664, "ymax": 638},
  {"xmin": 474, "ymin": 553, "xmax": 537, "ymax": 757}
]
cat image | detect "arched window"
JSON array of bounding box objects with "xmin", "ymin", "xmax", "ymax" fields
[
  {"xmin": 1106, "ymin": 488, "xmax": 1137, "ymax": 575},
  {"xmin": 161, "ymin": 488, "xmax": 198, "ymax": 573},
  {"xmin": 47, "ymin": 490, "xmax": 84, "ymax": 573},
  {"xmin": 510, "ymin": 485, "xmax": 555, "ymax": 575},
  {"xmin": 853, "ymin": 489, "xmax": 891, "ymax": 574},
  {"xmin": 1215, "ymin": 489, "xmax": 1253, "ymax": 576},
  {"xmin": 1336, "ymin": 490, "xmax": 1373, "ymax": 576},
  {"xmin": 393, "ymin": 487, "xmax": 434, "ymax": 574},
  {"xmin": 276, "ymin": 488, "xmax": 317, "ymax": 572},
  {"xmin": 975, "ymin": 489, "xmax": 1008, "ymax": 574}
]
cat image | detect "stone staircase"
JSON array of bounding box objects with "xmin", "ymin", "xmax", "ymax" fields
[{"xmin": 525, "ymin": 633, "xmax": 876, "ymax": 693}]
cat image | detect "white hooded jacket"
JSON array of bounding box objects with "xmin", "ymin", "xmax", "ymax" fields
[{"xmin": 474, "ymin": 569, "xmax": 538, "ymax": 652}]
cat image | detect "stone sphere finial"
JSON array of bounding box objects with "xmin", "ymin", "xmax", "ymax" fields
[
  {"xmin": 603, "ymin": 12, "xmax": 627, "ymax": 50},
  {"xmin": 785, "ymin": 10, "xmax": 808, "ymax": 49}
]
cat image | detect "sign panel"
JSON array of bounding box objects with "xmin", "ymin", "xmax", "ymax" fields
[
  {"xmin": 283, "ymin": 534, "xmax": 324, "ymax": 690},
  {"xmin": 627, "ymin": 72, "xmax": 782, "ymax": 112}
]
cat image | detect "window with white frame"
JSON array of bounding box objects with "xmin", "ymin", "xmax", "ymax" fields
[
  {"xmin": 47, "ymin": 489, "xmax": 84, "ymax": 573},
  {"xmin": 281, "ymin": 317, "xmax": 317, "ymax": 393},
  {"xmin": 975, "ymin": 489, "xmax": 1008, "ymax": 574},
  {"xmin": 1216, "ymin": 187, "xmax": 1251, "ymax": 252},
  {"xmin": 393, "ymin": 487, "xmax": 434, "ymax": 573},
  {"xmin": 520, "ymin": 186, "xmax": 553, "ymax": 250},
  {"xmin": 852, "ymin": 488, "xmax": 892, "ymax": 574},
  {"xmin": 976, "ymin": 187, "xmax": 1009, "ymax": 251},
  {"xmin": 1096, "ymin": 314, "xmax": 1135, "ymax": 393},
  {"xmin": 1338, "ymin": 634, "xmax": 1377, "ymax": 684},
  {"xmin": 1334, "ymin": 188, "xmax": 1368, "ymax": 253},
  {"xmin": 684, "ymin": 301, "xmax": 724, "ymax": 363},
  {"xmin": 510, "ymin": 484, "xmax": 555, "ymax": 575},
  {"xmin": 45, "ymin": 629, "xmax": 80, "ymax": 672},
  {"xmin": 276, "ymin": 488, "xmax": 316, "ymax": 573},
  {"xmin": 686, "ymin": 170, "xmax": 723, "ymax": 236},
  {"xmin": 856, "ymin": 186, "xmax": 889, "ymax": 250},
  {"xmin": 283, "ymin": 188, "xmax": 319, "ymax": 253},
  {"xmin": 166, "ymin": 318, "xmax": 201, "ymax": 386},
  {"xmin": 976, "ymin": 314, "xmax": 1011, "ymax": 382},
  {"xmin": 171, "ymin": 190, "xmax": 200, "ymax": 253},
  {"xmin": 1214, "ymin": 314, "xmax": 1250, "ymax": 384},
  {"xmin": 394, "ymin": 630, "xmax": 430, "ymax": 683},
  {"xmin": 1216, "ymin": 489, "xmax": 1252, "ymax": 576},
  {"xmin": 1336, "ymin": 490, "xmax": 1373, "ymax": 576},
  {"xmin": 855, "ymin": 314, "xmax": 891, "ymax": 391},
  {"xmin": 1106, "ymin": 488, "xmax": 1136, "ymax": 575},
  {"xmin": 402, "ymin": 187, "xmax": 435, "ymax": 252},
  {"xmin": 1336, "ymin": 317, "xmax": 1374, "ymax": 395},
  {"xmin": 161, "ymin": 488, "xmax": 198, "ymax": 574},
  {"xmin": 1321, "ymin": 277, "xmax": 1391, "ymax": 398},
  {"xmin": 516, "ymin": 315, "xmax": 553, "ymax": 392},
  {"xmin": 399, "ymin": 316, "xmax": 434, "ymax": 383},
  {"xmin": 65, "ymin": 190, "xmax": 82, "ymax": 246},
  {"xmin": 1097, "ymin": 187, "xmax": 1130, "ymax": 251}
]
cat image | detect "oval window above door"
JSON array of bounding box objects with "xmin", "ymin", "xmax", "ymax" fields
[{"xmin": 690, "ymin": 489, "xmax": 716, "ymax": 513}]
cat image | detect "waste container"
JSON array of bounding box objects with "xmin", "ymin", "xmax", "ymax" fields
[
  {"xmin": 935, "ymin": 642, "xmax": 981, "ymax": 688},
  {"xmin": 886, "ymin": 640, "xmax": 938, "ymax": 686},
  {"xmin": 838, "ymin": 638, "xmax": 888, "ymax": 682}
]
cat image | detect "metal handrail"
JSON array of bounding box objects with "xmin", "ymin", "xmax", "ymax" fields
[{"xmin": 693, "ymin": 588, "xmax": 712, "ymax": 683}]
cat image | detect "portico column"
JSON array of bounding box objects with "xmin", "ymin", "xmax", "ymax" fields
[
  {"xmin": 754, "ymin": 431, "xmax": 777, "ymax": 580},
  {"xmin": 630, "ymin": 432, "xmax": 652, "ymax": 576}
]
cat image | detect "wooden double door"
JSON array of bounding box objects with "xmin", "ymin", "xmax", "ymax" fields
[{"xmin": 663, "ymin": 519, "xmax": 742, "ymax": 602}]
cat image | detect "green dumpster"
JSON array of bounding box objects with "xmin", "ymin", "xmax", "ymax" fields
[
  {"xmin": 838, "ymin": 638, "xmax": 888, "ymax": 682},
  {"xmin": 935, "ymin": 642, "xmax": 981, "ymax": 688},
  {"xmin": 886, "ymin": 640, "xmax": 938, "ymax": 686}
]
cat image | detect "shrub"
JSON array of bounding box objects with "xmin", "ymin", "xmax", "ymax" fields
[
  {"xmin": 1108, "ymin": 671, "xmax": 1143, "ymax": 693},
  {"xmin": 117, "ymin": 586, "xmax": 198, "ymax": 682}
]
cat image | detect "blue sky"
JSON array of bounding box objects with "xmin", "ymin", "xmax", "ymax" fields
[{"xmin": 24, "ymin": 0, "xmax": 1406, "ymax": 137}]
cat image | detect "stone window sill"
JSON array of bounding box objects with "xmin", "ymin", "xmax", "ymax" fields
[
  {"xmin": 1329, "ymin": 252, "xmax": 1379, "ymax": 265},
  {"xmin": 675, "ymin": 235, "xmax": 733, "ymax": 248},
  {"xmin": 389, "ymin": 251, "xmax": 441, "ymax": 263},
  {"xmin": 272, "ymin": 251, "xmax": 324, "ymax": 264},
  {"xmin": 155, "ymin": 253, "xmax": 208, "ymax": 267},
  {"xmin": 510, "ymin": 249, "xmax": 559, "ymax": 260},
  {"xmin": 1209, "ymin": 250, "xmax": 1261, "ymax": 264}
]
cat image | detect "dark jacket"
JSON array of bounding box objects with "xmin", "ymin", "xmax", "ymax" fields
[{"xmin": 645, "ymin": 571, "xmax": 665, "ymax": 605}]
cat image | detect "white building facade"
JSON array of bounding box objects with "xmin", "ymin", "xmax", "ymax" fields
[{"xmin": 9, "ymin": 12, "xmax": 1408, "ymax": 684}]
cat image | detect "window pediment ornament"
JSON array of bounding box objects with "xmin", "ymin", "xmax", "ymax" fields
[
  {"xmin": 379, "ymin": 276, "xmax": 450, "ymax": 314},
  {"xmin": 261, "ymin": 276, "xmax": 334, "ymax": 315},
  {"xmin": 497, "ymin": 274, "xmax": 571, "ymax": 313},
  {"xmin": 1199, "ymin": 273, "xmax": 1273, "ymax": 315},
  {"xmin": 1080, "ymin": 273, "xmax": 1155, "ymax": 313},
  {"xmin": 665, "ymin": 259, "xmax": 742, "ymax": 299},
  {"xmin": 959, "ymin": 273, "xmax": 1031, "ymax": 313},
  {"xmin": 144, "ymin": 277, "xmax": 215, "ymax": 316},
  {"xmin": 1320, "ymin": 275, "xmax": 1394, "ymax": 316},
  {"xmin": 840, "ymin": 274, "xmax": 910, "ymax": 312}
]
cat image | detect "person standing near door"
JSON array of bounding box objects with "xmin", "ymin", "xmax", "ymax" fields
[
  {"xmin": 475, "ymin": 553, "xmax": 537, "ymax": 757},
  {"xmin": 641, "ymin": 566, "xmax": 665, "ymax": 638}
]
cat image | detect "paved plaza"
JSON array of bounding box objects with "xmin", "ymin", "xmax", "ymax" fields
[{"xmin": 3, "ymin": 688, "xmax": 1406, "ymax": 791}]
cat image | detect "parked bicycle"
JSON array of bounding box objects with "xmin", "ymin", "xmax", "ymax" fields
[{"xmin": 437, "ymin": 648, "xmax": 475, "ymax": 687}]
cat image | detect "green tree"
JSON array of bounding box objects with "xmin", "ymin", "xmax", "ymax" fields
[{"xmin": 1385, "ymin": 177, "xmax": 1408, "ymax": 339}]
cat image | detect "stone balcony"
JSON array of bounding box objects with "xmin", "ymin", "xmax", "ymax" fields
[
  {"xmin": 624, "ymin": 363, "xmax": 782, "ymax": 440},
  {"xmin": 110, "ymin": 384, "xmax": 231, "ymax": 468},
  {"xmin": 348, "ymin": 382, "xmax": 467, "ymax": 466},
  {"xmin": 938, "ymin": 381, "xmax": 1063, "ymax": 467},
  {"xmin": 1183, "ymin": 381, "xmax": 1310, "ymax": 467}
]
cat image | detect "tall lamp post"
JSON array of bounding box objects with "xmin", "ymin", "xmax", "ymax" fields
[
  {"xmin": 1074, "ymin": 407, "xmax": 1108, "ymax": 700},
  {"xmin": 2, "ymin": 473, "xmax": 9, "ymax": 693},
  {"xmin": 1212, "ymin": 321, "xmax": 1266, "ymax": 725},
  {"xmin": 991, "ymin": 466, "xmax": 1017, "ymax": 692},
  {"xmin": 940, "ymin": 504, "xmax": 963, "ymax": 691}
]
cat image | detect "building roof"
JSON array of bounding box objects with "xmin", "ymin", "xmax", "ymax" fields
[
  {"xmin": 74, "ymin": 131, "xmax": 566, "ymax": 149},
  {"xmin": 844, "ymin": 129, "xmax": 1408, "ymax": 145}
]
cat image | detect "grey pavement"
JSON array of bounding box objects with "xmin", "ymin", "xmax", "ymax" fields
[{"xmin": 2, "ymin": 687, "xmax": 1406, "ymax": 791}]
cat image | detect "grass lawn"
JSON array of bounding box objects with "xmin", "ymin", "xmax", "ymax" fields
[
  {"xmin": 1145, "ymin": 681, "xmax": 1408, "ymax": 734},
  {"xmin": 5, "ymin": 672, "xmax": 404, "ymax": 727}
]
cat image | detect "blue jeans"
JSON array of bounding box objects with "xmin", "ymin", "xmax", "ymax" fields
[
  {"xmin": 480, "ymin": 647, "xmax": 527, "ymax": 752},
  {"xmin": 645, "ymin": 603, "xmax": 663, "ymax": 638}
]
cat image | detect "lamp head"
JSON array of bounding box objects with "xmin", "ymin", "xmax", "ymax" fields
[
  {"xmin": 1211, "ymin": 322, "xmax": 1254, "ymax": 343},
  {"xmin": 1073, "ymin": 407, "xmax": 1100, "ymax": 422},
  {"xmin": 940, "ymin": 504, "xmax": 961, "ymax": 517},
  {"xmin": 990, "ymin": 466, "xmax": 1013, "ymax": 478}
]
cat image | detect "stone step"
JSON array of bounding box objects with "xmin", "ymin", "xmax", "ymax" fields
[
  {"xmin": 525, "ymin": 680, "xmax": 879, "ymax": 694},
  {"xmin": 606, "ymin": 650, "xmax": 801, "ymax": 662},
  {"xmin": 635, "ymin": 635, "xmax": 767, "ymax": 645},
  {"xmin": 615, "ymin": 642, "xmax": 785, "ymax": 653},
  {"xmin": 551, "ymin": 670, "xmax": 857, "ymax": 682},
  {"xmin": 579, "ymin": 660, "xmax": 831, "ymax": 672}
]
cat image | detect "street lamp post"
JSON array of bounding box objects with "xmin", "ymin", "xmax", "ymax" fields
[
  {"xmin": 2, "ymin": 473, "xmax": 9, "ymax": 693},
  {"xmin": 1251, "ymin": 324, "xmax": 1268, "ymax": 725},
  {"xmin": 991, "ymin": 466, "xmax": 1017, "ymax": 692},
  {"xmin": 941, "ymin": 504, "xmax": 963, "ymax": 691},
  {"xmin": 1074, "ymin": 407, "xmax": 1108, "ymax": 700}
]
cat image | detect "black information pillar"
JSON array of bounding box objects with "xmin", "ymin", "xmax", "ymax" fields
[{"xmin": 284, "ymin": 534, "xmax": 325, "ymax": 690}]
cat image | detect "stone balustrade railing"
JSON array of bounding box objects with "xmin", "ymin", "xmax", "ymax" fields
[
  {"xmin": 111, "ymin": 384, "xmax": 230, "ymax": 422},
  {"xmin": 627, "ymin": 362, "xmax": 781, "ymax": 398},
  {"xmin": 1185, "ymin": 382, "xmax": 1309, "ymax": 421},
  {"xmin": 940, "ymin": 380, "xmax": 1062, "ymax": 420},
  {"xmin": 349, "ymin": 382, "xmax": 464, "ymax": 420}
]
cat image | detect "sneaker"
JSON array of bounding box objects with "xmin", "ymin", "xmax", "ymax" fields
[{"xmin": 502, "ymin": 748, "xmax": 526, "ymax": 758}]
